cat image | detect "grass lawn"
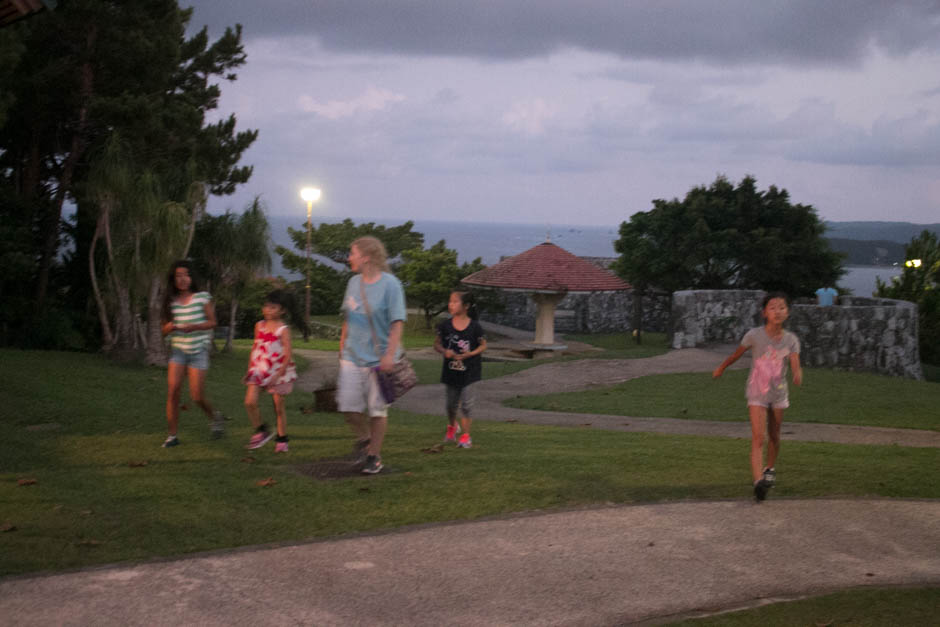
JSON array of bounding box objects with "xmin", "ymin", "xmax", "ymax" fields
[
  {"xmin": 231, "ymin": 313, "xmax": 441, "ymax": 353},
  {"xmin": 2, "ymin": 348, "xmax": 938, "ymax": 577},
  {"xmin": 506, "ymin": 368, "xmax": 940, "ymax": 431},
  {"xmin": 670, "ymin": 586, "xmax": 940, "ymax": 626},
  {"xmin": 565, "ymin": 331, "xmax": 671, "ymax": 359}
]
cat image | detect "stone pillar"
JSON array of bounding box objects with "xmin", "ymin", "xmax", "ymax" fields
[{"xmin": 531, "ymin": 292, "xmax": 565, "ymax": 345}]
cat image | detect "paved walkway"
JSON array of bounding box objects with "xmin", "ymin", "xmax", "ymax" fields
[
  {"xmin": 3, "ymin": 345, "xmax": 937, "ymax": 625},
  {"xmin": 1, "ymin": 499, "xmax": 938, "ymax": 625}
]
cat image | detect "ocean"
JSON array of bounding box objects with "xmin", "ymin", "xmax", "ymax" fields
[{"xmin": 267, "ymin": 217, "xmax": 900, "ymax": 297}]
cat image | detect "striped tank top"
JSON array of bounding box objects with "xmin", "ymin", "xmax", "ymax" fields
[{"xmin": 170, "ymin": 292, "xmax": 213, "ymax": 354}]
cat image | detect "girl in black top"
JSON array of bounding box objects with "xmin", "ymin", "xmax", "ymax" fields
[{"xmin": 434, "ymin": 291, "xmax": 486, "ymax": 448}]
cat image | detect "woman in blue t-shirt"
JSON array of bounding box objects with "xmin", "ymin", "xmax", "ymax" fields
[
  {"xmin": 434, "ymin": 291, "xmax": 487, "ymax": 448},
  {"xmin": 338, "ymin": 236, "xmax": 407, "ymax": 474}
]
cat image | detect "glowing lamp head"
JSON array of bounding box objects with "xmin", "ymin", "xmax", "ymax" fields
[
  {"xmin": 300, "ymin": 187, "xmax": 321, "ymax": 203},
  {"xmin": 905, "ymin": 259, "xmax": 922, "ymax": 268}
]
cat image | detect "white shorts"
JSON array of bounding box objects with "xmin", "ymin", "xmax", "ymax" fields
[{"xmin": 337, "ymin": 360, "xmax": 389, "ymax": 418}]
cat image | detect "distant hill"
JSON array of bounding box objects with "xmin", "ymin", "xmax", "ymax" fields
[
  {"xmin": 824, "ymin": 221, "xmax": 940, "ymax": 243},
  {"xmin": 826, "ymin": 238, "xmax": 905, "ymax": 266}
]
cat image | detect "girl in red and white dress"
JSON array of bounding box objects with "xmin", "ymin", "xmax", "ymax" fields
[{"xmin": 243, "ymin": 290, "xmax": 297, "ymax": 452}]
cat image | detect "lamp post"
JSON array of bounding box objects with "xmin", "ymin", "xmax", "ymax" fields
[{"xmin": 300, "ymin": 187, "xmax": 321, "ymax": 341}]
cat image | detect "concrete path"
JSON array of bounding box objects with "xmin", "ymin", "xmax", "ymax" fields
[{"xmin": 1, "ymin": 499, "xmax": 937, "ymax": 626}]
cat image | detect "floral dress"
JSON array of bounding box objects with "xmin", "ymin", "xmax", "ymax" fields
[{"xmin": 243, "ymin": 324, "xmax": 297, "ymax": 395}]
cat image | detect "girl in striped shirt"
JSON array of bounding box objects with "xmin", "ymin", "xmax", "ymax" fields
[{"xmin": 160, "ymin": 260, "xmax": 225, "ymax": 448}]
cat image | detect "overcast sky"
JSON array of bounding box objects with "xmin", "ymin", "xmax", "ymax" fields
[{"xmin": 189, "ymin": 1, "xmax": 940, "ymax": 227}]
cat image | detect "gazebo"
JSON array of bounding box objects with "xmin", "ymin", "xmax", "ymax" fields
[{"xmin": 461, "ymin": 241, "xmax": 631, "ymax": 347}]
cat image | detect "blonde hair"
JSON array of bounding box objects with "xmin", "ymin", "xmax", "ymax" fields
[{"xmin": 351, "ymin": 236, "xmax": 389, "ymax": 272}]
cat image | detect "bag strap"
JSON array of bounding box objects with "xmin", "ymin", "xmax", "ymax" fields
[
  {"xmin": 359, "ymin": 277, "xmax": 406, "ymax": 362},
  {"xmin": 359, "ymin": 279, "xmax": 383, "ymax": 358}
]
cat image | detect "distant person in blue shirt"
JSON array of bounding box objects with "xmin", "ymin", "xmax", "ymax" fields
[{"xmin": 815, "ymin": 286, "xmax": 838, "ymax": 306}]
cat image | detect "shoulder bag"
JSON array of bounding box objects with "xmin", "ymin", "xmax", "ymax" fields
[{"xmin": 359, "ymin": 280, "xmax": 418, "ymax": 403}]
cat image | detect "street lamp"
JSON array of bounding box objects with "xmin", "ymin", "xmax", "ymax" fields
[
  {"xmin": 300, "ymin": 187, "xmax": 321, "ymax": 341},
  {"xmin": 905, "ymin": 259, "xmax": 922, "ymax": 268}
]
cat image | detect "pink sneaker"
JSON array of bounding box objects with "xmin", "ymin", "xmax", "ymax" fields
[
  {"xmin": 457, "ymin": 433, "xmax": 472, "ymax": 449},
  {"xmin": 245, "ymin": 430, "xmax": 274, "ymax": 450},
  {"xmin": 444, "ymin": 424, "xmax": 457, "ymax": 442},
  {"xmin": 274, "ymin": 441, "xmax": 289, "ymax": 454}
]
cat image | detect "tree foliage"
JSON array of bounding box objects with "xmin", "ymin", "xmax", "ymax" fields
[
  {"xmin": 274, "ymin": 219, "xmax": 425, "ymax": 319},
  {"xmin": 614, "ymin": 175, "xmax": 845, "ymax": 296},
  {"xmin": 0, "ymin": 1, "xmax": 256, "ymax": 356},
  {"xmin": 281, "ymin": 218, "xmax": 424, "ymax": 265},
  {"xmin": 397, "ymin": 240, "xmax": 486, "ymax": 327},
  {"xmin": 191, "ymin": 198, "xmax": 271, "ymax": 350},
  {"xmin": 876, "ymin": 230, "xmax": 940, "ymax": 365}
]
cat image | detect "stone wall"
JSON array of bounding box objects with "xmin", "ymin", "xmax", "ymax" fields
[
  {"xmin": 670, "ymin": 290, "xmax": 765, "ymax": 348},
  {"xmin": 481, "ymin": 289, "xmax": 671, "ymax": 334},
  {"xmin": 671, "ymin": 290, "xmax": 922, "ymax": 379},
  {"xmin": 310, "ymin": 320, "xmax": 342, "ymax": 339}
]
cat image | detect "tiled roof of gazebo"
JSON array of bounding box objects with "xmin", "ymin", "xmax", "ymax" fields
[{"xmin": 461, "ymin": 242, "xmax": 631, "ymax": 293}]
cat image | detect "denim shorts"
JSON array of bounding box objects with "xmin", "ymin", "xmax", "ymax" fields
[{"xmin": 169, "ymin": 346, "xmax": 210, "ymax": 370}]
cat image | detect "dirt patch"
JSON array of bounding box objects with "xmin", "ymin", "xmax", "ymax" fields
[{"xmin": 293, "ymin": 455, "xmax": 397, "ymax": 480}]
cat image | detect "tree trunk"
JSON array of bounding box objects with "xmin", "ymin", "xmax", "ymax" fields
[
  {"xmin": 225, "ymin": 297, "xmax": 238, "ymax": 353},
  {"xmin": 180, "ymin": 181, "xmax": 206, "ymax": 259},
  {"xmin": 145, "ymin": 276, "xmax": 167, "ymax": 366},
  {"xmin": 89, "ymin": 209, "xmax": 115, "ymax": 351},
  {"xmin": 633, "ymin": 288, "xmax": 644, "ymax": 345},
  {"xmin": 110, "ymin": 270, "xmax": 136, "ymax": 358},
  {"xmin": 36, "ymin": 25, "xmax": 97, "ymax": 312}
]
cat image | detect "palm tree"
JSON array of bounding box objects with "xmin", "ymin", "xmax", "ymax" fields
[
  {"xmin": 191, "ymin": 197, "xmax": 271, "ymax": 352},
  {"xmin": 87, "ymin": 134, "xmax": 197, "ymax": 362}
]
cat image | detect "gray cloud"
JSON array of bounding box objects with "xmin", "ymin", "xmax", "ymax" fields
[
  {"xmin": 788, "ymin": 110, "xmax": 940, "ymax": 167},
  {"xmin": 188, "ymin": 0, "xmax": 940, "ymax": 66}
]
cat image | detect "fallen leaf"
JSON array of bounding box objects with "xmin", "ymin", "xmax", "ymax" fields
[
  {"xmin": 76, "ymin": 539, "xmax": 102, "ymax": 547},
  {"xmin": 1, "ymin": 523, "xmax": 16, "ymax": 532},
  {"xmin": 17, "ymin": 478, "xmax": 37, "ymax": 486},
  {"xmin": 80, "ymin": 510, "xmax": 93, "ymax": 516},
  {"xmin": 300, "ymin": 405, "xmax": 314, "ymax": 414},
  {"xmin": 647, "ymin": 542, "xmax": 655, "ymax": 547},
  {"xmin": 404, "ymin": 472, "xmax": 414, "ymax": 477},
  {"xmin": 241, "ymin": 456, "xmax": 256, "ymax": 464},
  {"xmin": 180, "ymin": 403, "xmax": 189, "ymax": 410},
  {"xmin": 865, "ymin": 572, "xmax": 875, "ymax": 577},
  {"xmin": 256, "ymin": 477, "xmax": 276, "ymax": 487},
  {"xmin": 421, "ymin": 444, "xmax": 444, "ymax": 454},
  {"xmin": 128, "ymin": 460, "xmax": 148, "ymax": 467},
  {"xmin": 815, "ymin": 621, "xmax": 834, "ymax": 627},
  {"xmin": 52, "ymin": 505, "xmax": 63, "ymax": 511},
  {"xmin": 359, "ymin": 487, "xmax": 371, "ymax": 493}
]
